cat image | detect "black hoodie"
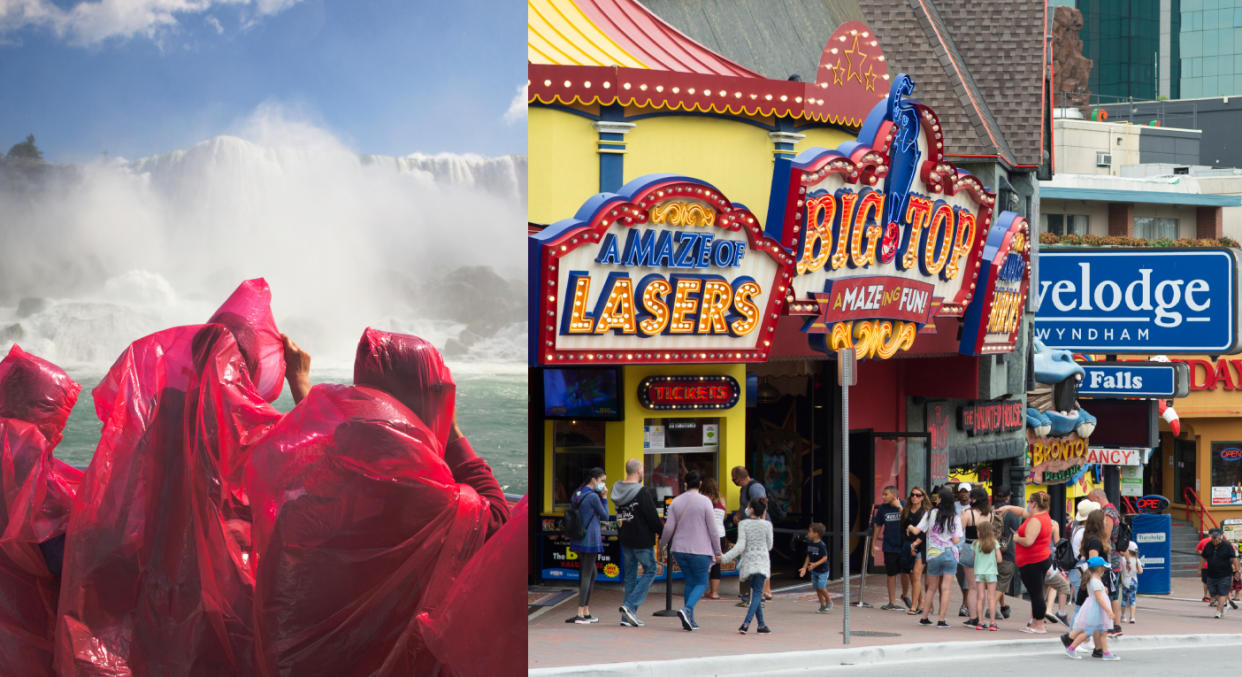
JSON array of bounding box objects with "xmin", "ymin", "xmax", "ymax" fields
[{"xmin": 610, "ymin": 481, "xmax": 664, "ymax": 549}]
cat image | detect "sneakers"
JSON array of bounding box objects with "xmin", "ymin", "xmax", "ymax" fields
[
  {"xmin": 937, "ymin": 620, "xmax": 950, "ymax": 628},
  {"xmin": 1100, "ymin": 652, "xmax": 1120, "ymax": 661},
  {"xmin": 919, "ymin": 618, "xmax": 933, "ymax": 626},
  {"xmin": 676, "ymin": 608, "xmax": 693, "ymax": 631},
  {"xmin": 565, "ymin": 616, "xmax": 582, "ymax": 624},
  {"xmin": 757, "ymin": 625, "xmax": 771, "ymax": 634},
  {"xmin": 901, "ymin": 595, "xmax": 913, "ymax": 609},
  {"xmin": 1055, "ymin": 611, "xmax": 1068, "ymax": 625},
  {"xmin": 1108, "ymin": 626, "xmax": 1123, "ymax": 638},
  {"xmin": 1065, "ymin": 647, "xmax": 1082, "ymax": 660},
  {"xmin": 1060, "ymin": 633, "xmax": 1072, "ymax": 648},
  {"xmin": 974, "ymin": 623, "xmax": 986, "ymax": 631},
  {"xmin": 988, "ymin": 624, "xmax": 998, "ymax": 632},
  {"xmin": 619, "ymin": 606, "xmax": 642, "ymax": 627},
  {"xmin": 1044, "ymin": 613, "xmax": 1059, "ymax": 625},
  {"xmin": 1215, "ymin": 611, "xmax": 1223, "ymax": 619},
  {"xmin": 690, "ymin": 620, "xmax": 701, "ymax": 631},
  {"xmin": 958, "ymin": 604, "xmax": 969, "ymax": 617},
  {"xmin": 881, "ymin": 603, "xmax": 903, "ymax": 611},
  {"xmin": 1091, "ymin": 648, "xmax": 1103, "ymax": 659},
  {"xmin": 736, "ymin": 599, "xmax": 750, "ymax": 608},
  {"xmin": 619, "ymin": 617, "xmax": 637, "ymax": 627},
  {"xmin": 738, "ymin": 624, "xmax": 748, "ymax": 634},
  {"xmin": 573, "ymin": 615, "xmax": 598, "ymax": 624},
  {"xmin": 817, "ymin": 606, "xmax": 831, "ymax": 614},
  {"xmin": 963, "ymin": 617, "xmax": 979, "ymax": 627},
  {"xmin": 1000, "ymin": 605, "xmax": 1012, "ymax": 619},
  {"xmin": 1231, "ymin": 600, "xmax": 1239, "ymax": 610}
]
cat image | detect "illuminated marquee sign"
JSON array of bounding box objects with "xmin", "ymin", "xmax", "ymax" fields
[
  {"xmin": 774, "ymin": 74, "xmax": 996, "ymax": 359},
  {"xmin": 959, "ymin": 212, "xmax": 1031, "ymax": 355},
  {"xmin": 530, "ymin": 176, "xmax": 793, "ymax": 365},
  {"xmin": 638, "ymin": 375, "xmax": 740, "ymax": 410}
]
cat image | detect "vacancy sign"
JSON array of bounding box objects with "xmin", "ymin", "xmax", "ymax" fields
[
  {"xmin": 1085, "ymin": 446, "xmax": 1145, "ymax": 466},
  {"xmin": 1035, "ymin": 249, "xmax": 1242, "ymax": 353}
]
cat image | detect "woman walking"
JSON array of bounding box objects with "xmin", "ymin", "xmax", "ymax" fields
[
  {"xmin": 702, "ymin": 477, "xmax": 728, "ymax": 600},
  {"xmin": 721, "ymin": 497, "xmax": 774, "ymax": 634},
  {"xmin": 566, "ymin": 467, "xmax": 609, "ymax": 624},
  {"xmin": 902, "ymin": 486, "xmax": 930, "ymax": 614},
  {"xmin": 1013, "ymin": 491, "xmax": 1054, "ymax": 633},
  {"xmin": 909, "ymin": 486, "xmax": 963, "ymax": 627}
]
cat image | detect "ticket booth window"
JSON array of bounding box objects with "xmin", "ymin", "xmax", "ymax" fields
[
  {"xmin": 551, "ymin": 420, "xmax": 605, "ymax": 508},
  {"xmin": 643, "ymin": 417, "xmax": 720, "ymax": 503}
]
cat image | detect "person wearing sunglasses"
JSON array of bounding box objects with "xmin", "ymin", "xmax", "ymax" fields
[{"xmin": 901, "ymin": 487, "xmax": 932, "ymax": 614}]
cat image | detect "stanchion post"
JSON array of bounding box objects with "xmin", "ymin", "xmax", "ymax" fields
[{"xmin": 652, "ymin": 546, "xmax": 678, "ymax": 617}]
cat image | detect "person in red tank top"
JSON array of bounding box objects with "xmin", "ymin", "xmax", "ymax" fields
[{"xmin": 1013, "ymin": 491, "xmax": 1054, "ymax": 633}]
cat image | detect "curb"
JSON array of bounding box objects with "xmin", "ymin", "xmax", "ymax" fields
[{"xmin": 528, "ymin": 633, "xmax": 1242, "ymax": 676}]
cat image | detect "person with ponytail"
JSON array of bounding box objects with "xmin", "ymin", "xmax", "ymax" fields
[{"xmin": 908, "ymin": 486, "xmax": 963, "ymax": 628}]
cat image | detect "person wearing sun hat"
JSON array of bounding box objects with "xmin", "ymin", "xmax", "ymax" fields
[{"xmin": 1066, "ymin": 499, "xmax": 1100, "ymax": 608}]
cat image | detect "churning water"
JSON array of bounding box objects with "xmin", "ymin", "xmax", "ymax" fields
[{"xmin": 0, "ymin": 109, "xmax": 528, "ymax": 492}]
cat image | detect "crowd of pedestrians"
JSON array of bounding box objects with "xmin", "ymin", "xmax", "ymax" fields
[{"xmin": 564, "ymin": 466, "xmax": 1242, "ymax": 657}]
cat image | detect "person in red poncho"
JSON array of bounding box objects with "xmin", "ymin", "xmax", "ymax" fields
[
  {"xmin": 245, "ymin": 328, "xmax": 509, "ymax": 677},
  {"xmin": 54, "ymin": 279, "xmax": 301, "ymax": 677},
  {"xmin": 0, "ymin": 345, "xmax": 85, "ymax": 677}
]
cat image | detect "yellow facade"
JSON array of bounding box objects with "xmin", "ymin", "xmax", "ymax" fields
[{"xmin": 528, "ymin": 107, "xmax": 600, "ymax": 225}]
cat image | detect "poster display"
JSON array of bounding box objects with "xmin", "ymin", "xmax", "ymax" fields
[{"xmin": 1120, "ymin": 465, "xmax": 1143, "ymax": 497}]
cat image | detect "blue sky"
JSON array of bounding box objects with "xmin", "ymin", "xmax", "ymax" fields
[{"xmin": 0, "ymin": 0, "xmax": 526, "ymax": 161}]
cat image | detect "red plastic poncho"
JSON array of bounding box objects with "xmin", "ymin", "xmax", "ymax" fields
[
  {"xmin": 354, "ymin": 329, "xmax": 509, "ymax": 537},
  {"xmin": 0, "ymin": 346, "xmax": 83, "ymax": 677},
  {"xmin": 55, "ymin": 280, "xmax": 285, "ymax": 677},
  {"xmin": 415, "ymin": 496, "xmax": 528, "ymax": 676},
  {"xmin": 245, "ymin": 384, "xmax": 490, "ymax": 677}
]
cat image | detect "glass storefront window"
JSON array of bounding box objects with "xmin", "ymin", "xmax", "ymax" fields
[
  {"xmin": 551, "ymin": 420, "xmax": 605, "ymax": 508},
  {"xmin": 1209, "ymin": 442, "xmax": 1242, "ymax": 506},
  {"xmin": 643, "ymin": 417, "xmax": 720, "ymax": 503}
]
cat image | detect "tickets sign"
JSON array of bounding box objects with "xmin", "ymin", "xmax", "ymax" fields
[
  {"xmin": 638, "ymin": 375, "xmax": 740, "ymax": 410},
  {"xmin": 531, "ymin": 175, "xmax": 793, "ymax": 365},
  {"xmin": 775, "ymin": 74, "xmax": 995, "ymax": 359}
]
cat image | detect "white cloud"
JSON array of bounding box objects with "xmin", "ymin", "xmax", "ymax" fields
[
  {"xmin": 0, "ymin": 0, "xmax": 300, "ymax": 46},
  {"xmin": 502, "ymin": 83, "xmax": 527, "ymax": 126},
  {"xmin": 204, "ymin": 14, "xmax": 221, "ymax": 33}
]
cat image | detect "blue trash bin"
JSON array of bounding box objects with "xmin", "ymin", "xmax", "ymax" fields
[{"xmin": 1132, "ymin": 513, "xmax": 1171, "ymax": 595}]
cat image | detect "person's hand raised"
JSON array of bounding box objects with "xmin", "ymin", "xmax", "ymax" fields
[{"xmin": 282, "ymin": 334, "xmax": 312, "ymax": 403}]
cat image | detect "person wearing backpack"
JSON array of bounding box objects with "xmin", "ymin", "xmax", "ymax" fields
[
  {"xmin": 611, "ymin": 459, "xmax": 664, "ymax": 627},
  {"xmin": 731, "ymin": 466, "xmax": 773, "ymax": 604},
  {"xmin": 566, "ymin": 467, "xmax": 609, "ymax": 624}
]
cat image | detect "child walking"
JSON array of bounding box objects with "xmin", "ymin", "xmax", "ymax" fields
[
  {"xmin": 971, "ymin": 520, "xmax": 1002, "ymax": 631},
  {"xmin": 1060, "ymin": 557, "xmax": 1119, "ymax": 660},
  {"xmin": 1120, "ymin": 542, "xmax": 1143, "ymax": 623},
  {"xmin": 721, "ymin": 497, "xmax": 774, "ymax": 634},
  {"xmin": 799, "ymin": 522, "xmax": 832, "ymax": 613}
]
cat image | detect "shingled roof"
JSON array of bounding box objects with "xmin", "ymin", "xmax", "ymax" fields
[{"xmin": 638, "ymin": 0, "xmax": 1047, "ymax": 169}]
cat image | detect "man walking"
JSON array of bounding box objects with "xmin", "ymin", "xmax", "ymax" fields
[
  {"xmin": 1201, "ymin": 528, "xmax": 1240, "ymax": 619},
  {"xmin": 872, "ymin": 486, "xmax": 906, "ymax": 610},
  {"xmin": 731, "ymin": 466, "xmax": 771, "ymax": 603},
  {"xmin": 611, "ymin": 458, "xmax": 664, "ymax": 628},
  {"xmin": 659, "ymin": 470, "xmax": 722, "ymax": 631}
]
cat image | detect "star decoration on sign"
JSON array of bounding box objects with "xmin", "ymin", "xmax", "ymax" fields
[
  {"xmin": 844, "ymin": 35, "xmax": 869, "ymax": 84},
  {"xmin": 864, "ymin": 64, "xmax": 877, "ymax": 91},
  {"xmin": 831, "ymin": 57, "xmax": 846, "ymax": 85}
]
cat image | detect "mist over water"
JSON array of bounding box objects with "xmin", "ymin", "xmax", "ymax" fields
[
  {"xmin": 0, "ymin": 107, "xmax": 528, "ymax": 491},
  {"xmin": 0, "ymin": 106, "xmax": 528, "ymax": 372}
]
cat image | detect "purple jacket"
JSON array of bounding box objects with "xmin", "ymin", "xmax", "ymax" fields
[{"xmin": 659, "ymin": 490, "xmax": 722, "ymax": 557}]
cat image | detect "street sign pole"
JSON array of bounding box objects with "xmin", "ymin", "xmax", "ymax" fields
[{"xmin": 838, "ymin": 347, "xmax": 856, "ymax": 644}]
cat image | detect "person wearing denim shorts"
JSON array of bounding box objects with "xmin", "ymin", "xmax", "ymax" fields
[{"xmin": 909, "ymin": 486, "xmax": 963, "ymax": 628}]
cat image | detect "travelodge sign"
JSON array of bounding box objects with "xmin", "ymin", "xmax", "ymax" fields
[
  {"xmin": 530, "ymin": 175, "xmax": 794, "ymax": 365},
  {"xmin": 772, "ymin": 74, "xmax": 998, "ymax": 359}
]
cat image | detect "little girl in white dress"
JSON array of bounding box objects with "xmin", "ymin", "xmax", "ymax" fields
[{"xmin": 1060, "ymin": 556, "xmax": 1119, "ymax": 660}]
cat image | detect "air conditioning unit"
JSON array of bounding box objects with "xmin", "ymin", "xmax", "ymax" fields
[{"xmin": 1096, "ymin": 152, "xmax": 1112, "ymax": 167}]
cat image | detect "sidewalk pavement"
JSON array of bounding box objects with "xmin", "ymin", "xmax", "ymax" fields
[{"xmin": 528, "ymin": 573, "xmax": 1241, "ymax": 672}]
